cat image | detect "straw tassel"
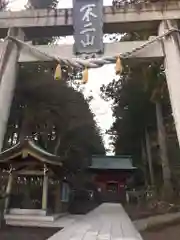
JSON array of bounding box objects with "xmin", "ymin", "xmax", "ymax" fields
[
  {"xmin": 54, "ymin": 63, "xmax": 62, "ymax": 80},
  {"xmin": 82, "ymin": 67, "xmax": 88, "ymax": 84},
  {"xmin": 115, "ymin": 56, "xmax": 123, "ymax": 75}
]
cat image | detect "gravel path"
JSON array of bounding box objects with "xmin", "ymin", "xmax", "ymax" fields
[{"xmin": 141, "ymin": 224, "xmax": 180, "ymax": 240}]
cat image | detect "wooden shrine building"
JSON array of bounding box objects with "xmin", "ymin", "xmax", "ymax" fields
[
  {"xmin": 89, "ymin": 155, "xmax": 137, "ymax": 203},
  {"xmin": 0, "ymin": 138, "xmax": 69, "ymax": 225}
]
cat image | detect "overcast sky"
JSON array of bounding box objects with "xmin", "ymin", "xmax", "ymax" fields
[
  {"xmin": 9, "ymin": 0, "xmax": 115, "ymax": 154},
  {"xmin": 9, "ymin": 0, "xmax": 113, "ymax": 10}
]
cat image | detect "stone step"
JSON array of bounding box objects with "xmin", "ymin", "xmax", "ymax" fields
[
  {"xmin": 4, "ymin": 213, "xmax": 67, "ymax": 227},
  {"xmin": 5, "ymin": 219, "xmax": 61, "ymax": 228}
]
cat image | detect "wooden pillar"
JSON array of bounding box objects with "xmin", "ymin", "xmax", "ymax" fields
[
  {"xmin": 159, "ymin": 20, "xmax": 180, "ymax": 146},
  {"xmin": 42, "ymin": 173, "xmax": 48, "ymax": 212},
  {"xmin": 0, "ymin": 28, "xmax": 24, "ymax": 151},
  {"xmin": 4, "ymin": 173, "xmax": 14, "ymax": 213}
]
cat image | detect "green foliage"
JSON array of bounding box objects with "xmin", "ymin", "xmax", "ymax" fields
[
  {"xmin": 0, "ymin": 0, "xmax": 8, "ymax": 10},
  {"xmin": 112, "ymin": 0, "xmax": 175, "ymax": 10},
  {"xmin": 4, "ymin": 64, "xmax": 105, "ymax": 171},
  {"xmin": 101, "ymin": 60, "xmax": 171, "ymax": 167},
  {"xmin": 101, "ymin": 64, "xmax": 156, "ymax": 158}
]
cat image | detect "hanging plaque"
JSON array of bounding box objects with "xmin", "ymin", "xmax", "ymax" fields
[{"xmin": 73, "ymin": 0, "xmax": 104, "ymax": 54}]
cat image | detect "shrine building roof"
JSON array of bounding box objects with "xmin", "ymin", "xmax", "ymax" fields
[
  {"xmin": 89, "ymin": 155, "xmax": 136, "ymax": 170},
  {"xmin": 0, "ymin": 138, "xmax": 62, "ymax": 167}
]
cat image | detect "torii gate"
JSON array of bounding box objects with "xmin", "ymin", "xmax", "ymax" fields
[{"xmin": 0, "ymin": 1, "xmax": 180, "ymax": 152}]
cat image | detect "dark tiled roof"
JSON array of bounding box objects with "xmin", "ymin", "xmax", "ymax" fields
[{"xmin": 89, "ymin": 155, "xmax": 136, "ymax": 170}]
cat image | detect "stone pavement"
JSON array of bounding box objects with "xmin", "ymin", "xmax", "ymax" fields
[{"xmin": 47, "ymin": 203, "xmax": 143, "ymax": 240}]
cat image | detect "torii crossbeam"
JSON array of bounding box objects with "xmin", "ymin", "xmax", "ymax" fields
[{"xmin": 0, "ymin": 1, "xmax": 180, "ymax": 37}]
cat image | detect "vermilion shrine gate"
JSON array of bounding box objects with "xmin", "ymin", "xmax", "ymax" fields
[{"xmin": 0, "ymin": 0, "xmax": 180, "ymax": 231}]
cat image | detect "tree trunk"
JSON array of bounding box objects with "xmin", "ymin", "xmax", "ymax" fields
[
  {"xmin": 19, "ymin": 109, "xmax": 32, "ymax": 142},
  {"xmin": 141, "ymin": 139, "xmax": 148, "ymax": 186},
  {"xmin": 54, "ymin": 136, "xmax": 61, "ymax": 155},
  {"xmin": 145, "ymin": 128, "xmax": 155, "ymax": 186},
  {"xmin": 156, "ymin": 101, "xmax": 173, "ymax": 200},
  {"xmin": 19, "ymin": 117, "xmax": 30, "ymax": 142}
]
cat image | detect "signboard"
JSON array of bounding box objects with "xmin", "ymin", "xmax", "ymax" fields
[{"xmin": 73, "ymin": 0, "xmax": 103, "ymax": 54}]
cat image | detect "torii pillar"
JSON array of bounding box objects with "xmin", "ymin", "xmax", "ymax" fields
[
  {"xmin": 159, "ymin": 20, "xmax": 180, "ymax": 146},
  {"xmin": 0, "ymin": 28, "xmax": 24, "ymax": 151}
]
